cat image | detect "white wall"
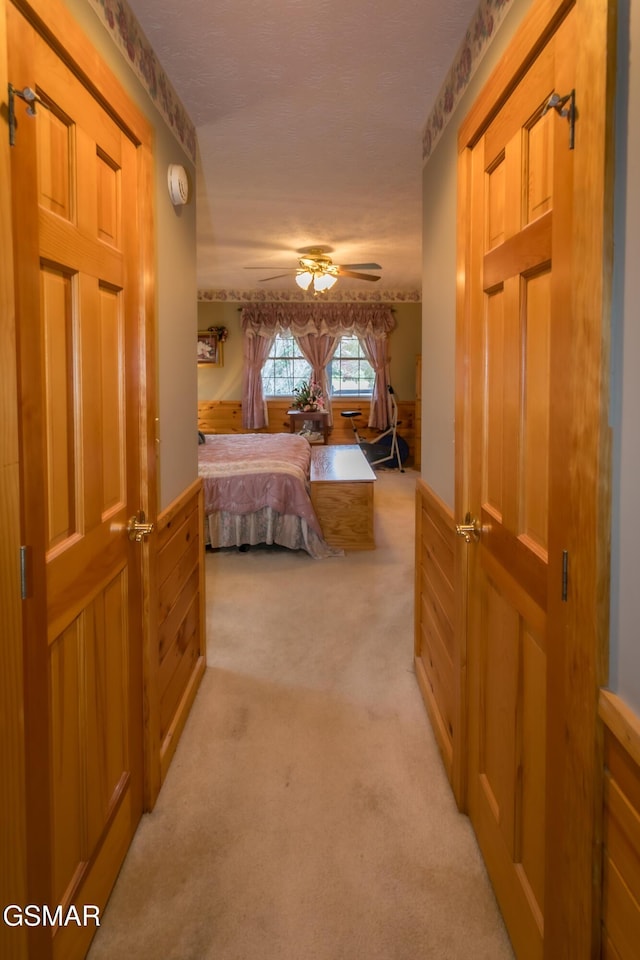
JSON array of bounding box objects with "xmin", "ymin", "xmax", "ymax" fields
[
  {"xmin": 156, "ymin": 188, "xmax": 198, "ymax": 509},
  {"xmin": 421, "ymin": 144, "xmax": 458, "ymax": 504},
  {"xmin": 609, "ymin": 0, "xmax": 640, "ymax": 711},
  {"xmin": 197, "ymin": 301, "xmax": 422, "ymax": 404},
  {"xmin": 62, "ymin": 0, "xmax": 198, "ymax": 512},
  {"xmin": 197, "ymin": 302, "xmax": 245, "ymax": 402}
]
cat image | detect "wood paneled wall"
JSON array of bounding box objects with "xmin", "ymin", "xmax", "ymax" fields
[
  {"xmin": 600, "ymin": 691, "xmax": 640, "ymax": 959},
  {"xmin": 198, "ymin": 398, "xmax": 416, "ymax": 461},
  {"xmin": 414, "ymin": 479, "xmax": 457, "ymax": 787},
  {"xmin": 147, "ymin": 480, "xmax": 206, "ymax": 803}
]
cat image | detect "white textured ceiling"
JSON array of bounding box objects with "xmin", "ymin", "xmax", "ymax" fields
[{"xmin": 126, "ymin": 0, "xmax": 479, "ymax": 297}]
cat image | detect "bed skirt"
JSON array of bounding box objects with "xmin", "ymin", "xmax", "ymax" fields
[{"xmin": 205, "ymin": 507, "xmax": 340, "ymax": 559}]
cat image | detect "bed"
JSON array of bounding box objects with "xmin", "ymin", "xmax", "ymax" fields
[{"xmin": 198, "ymin": 433, "xmax": 337, "ymax": 559}]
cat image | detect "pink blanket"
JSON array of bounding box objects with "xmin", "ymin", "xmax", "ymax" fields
[{"xmin": 198, "ymin": 433, "xmax": 322, "ymax": 536}]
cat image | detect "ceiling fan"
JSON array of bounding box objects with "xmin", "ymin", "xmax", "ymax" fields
[{"xmin": 245, "ymin": 247, "xmax": 382, "ymax": 292}]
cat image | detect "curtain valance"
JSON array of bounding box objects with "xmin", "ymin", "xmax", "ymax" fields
[{"xmin": 240, "ymin": 302, "xmax": 396, "ymax": 339}]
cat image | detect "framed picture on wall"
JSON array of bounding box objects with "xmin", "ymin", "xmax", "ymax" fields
[{"xmin": 197, "ymin": 331, "xmax": 223, "ymax": 366}]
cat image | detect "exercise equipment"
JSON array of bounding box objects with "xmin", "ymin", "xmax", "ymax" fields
[{"xmin": 340, "ymin": 386, "xmax": 408, "ymax": 471}]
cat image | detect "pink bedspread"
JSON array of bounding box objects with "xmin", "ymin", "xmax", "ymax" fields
[{"xmin": 198, "ymin": 433, "xmax": 322, "ymax": 537}]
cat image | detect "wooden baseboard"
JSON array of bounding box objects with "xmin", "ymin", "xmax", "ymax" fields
[
  {"xmin": 146, "ymin": 480, "xmax": 206, "ymax": 806},
  {"xmin": 160, "ymin": 654, "xmax": 206, "ymax": 783},
  {"xmin": 414, "ymin": 479, "xmax": 458, "ymax": 793},
  {"xmin": 414, "ymin": 656, "xmax": 453, "ymax": 781},
  {"xmin": 600, "ymin": 689, "xmax": 640, "ymax": 770},
  {"xmin": 599, "ymin": 689, "xmax": 640, "ymax": 959}
]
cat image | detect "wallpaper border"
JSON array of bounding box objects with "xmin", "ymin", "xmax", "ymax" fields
[
  {"xmin": 198, "ymin": 288, "xmax": 422, "ymax": 304},
  {"xmin": 422, "ymin": 0, "xmax": 515, "ymax": 163},
  {"xmin": 84, "ymin": 0, "xmax": 513, "ymax": 182},
  {"xmin": 86, "ymin": 0, "xmax": 196, "ymax": 161}
]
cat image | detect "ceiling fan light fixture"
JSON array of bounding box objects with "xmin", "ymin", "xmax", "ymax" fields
[
  {"xmin": 295, "ymin": 271, "xmax": 314, "ymax": 291},
  {"xmin": 254, "ymin": 250, "xmax": 380, "ymax": 290},
  {"xmin": 313, "ymin": 273, "xmax": 337, "ymax": 291}
]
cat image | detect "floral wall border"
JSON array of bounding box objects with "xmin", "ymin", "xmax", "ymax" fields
[
  {"xmin": 86, "ymin": 0, "xmax": 196, "ymax": 162},
  {"xmin": 422, "ymin": 0, "xmax": 514, "ymax": 163},
  {"xmin": 83, "ymin": 0, "xmax": 513, "ymax": 176},
  {"xmin": 198, "ymin": 289, "xmax": 422, "ymax": 304}
]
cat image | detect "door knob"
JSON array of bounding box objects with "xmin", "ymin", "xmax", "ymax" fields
[
  {"xmin": 455, "ymin": 512, "xmax": 479, "ymax": 543},
  {"xmin": 127, "ymin": 510, "xmax": 154, "ymax": 542}
]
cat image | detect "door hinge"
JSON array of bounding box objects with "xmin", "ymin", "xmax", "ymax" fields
[
  {"xmin": 542, "ymin": 89, "xmax": 576, "ymax": 150},
  {"xmin": 561, "ymin": 550, "xmax": 569, "ymax": 603},
  {"xmin": 20, "ymin": 545, "xmax": 30, "ymax": 600}
]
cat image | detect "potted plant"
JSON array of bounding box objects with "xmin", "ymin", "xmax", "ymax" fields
[{"xmin": 291, "ymin": 379, "xmax": 325, "ymax": 412}]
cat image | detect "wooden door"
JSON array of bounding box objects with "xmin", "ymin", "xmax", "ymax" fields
[
  {"xmin": 8, "ymin": 5, "xmax": 150, "ymax": 958},
  {"xmin": 465, "ymin": 3, "xmax": 577, "ymax": 960}
]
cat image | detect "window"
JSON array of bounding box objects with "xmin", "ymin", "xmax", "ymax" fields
[
  {"xmin": 261, "ymin": 333, "xmax": 375, "ymax": 399},
  {"xmin": 262, "ymin": 334, "xmax": 311, "ymax": 397},
  {"xmin": 328, "ymin": 336, "xmax": 374, "ymax": 396}
]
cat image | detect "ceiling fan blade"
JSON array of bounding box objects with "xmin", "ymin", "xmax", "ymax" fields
[
  {"xmin": 336, "ymin": 262, "xmax": 382, "ymax": 271},
  {"xmin": 338, "ymin": 270, "xmax": 381, "ymax": 282},
  {"xmin": 258, "ymin": 273, "xmax": 294, "ymax": 281},
  {"xmin": 245, "ymin": 266, "xmax": 296, "ymax": 270}
]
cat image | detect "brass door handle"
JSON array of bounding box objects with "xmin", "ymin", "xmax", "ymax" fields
[
  {"xmin": 455, "ymin": 513, "xmax": 479, "ymax": 543},
  {"xmin": 127, "ymin": 510, "xmax": 154, "ymax": 542}
]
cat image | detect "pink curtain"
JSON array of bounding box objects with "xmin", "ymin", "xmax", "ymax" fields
[
  {"xmin": 240, "ymin": 304, "xmax": 396, "ymax": 430},
  {"xmin": 360, "ymin": 335, "xmax": 391, "ymax": 429},
  {"xmin": 241, "ymin": 302, "xmax": 395, "ymax": 338},
  {"xmin": 295, "ymin": 333, "xmax": 340, "ymax": 425},
  {"xmin": 242, "ymin": 330, "xmax": 275, "ymax": 429}
]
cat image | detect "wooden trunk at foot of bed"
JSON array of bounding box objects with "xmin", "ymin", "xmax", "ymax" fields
[
  {"xmin": 310, "ymin": 445, "xmax": 376, "ymax": 550},
  {"xmin": 198, "ymin": 398, "xmax": 416, "ymax": 462}
]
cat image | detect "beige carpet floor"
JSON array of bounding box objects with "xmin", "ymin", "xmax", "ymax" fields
[{"xmin": 88, "ymin": 468, "xmax": 514, "ymax": 960}]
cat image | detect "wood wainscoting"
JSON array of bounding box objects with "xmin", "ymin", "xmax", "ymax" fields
[
  {"xmin": 147, "ymin": 480, "xmax": 206, "ymax": 805},
  {"xmin": 198, "ymin": 398, "xmax": 416, "ymax": 462},
  {"xmin": 599, "ymin": 690, "xmax": 640, "ymax": 958},
  {"xmin": 414, "ymin": 479, "xmax": 458, "ymax": 789}
]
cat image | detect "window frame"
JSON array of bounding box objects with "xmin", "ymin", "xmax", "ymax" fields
[
  {"xmin": 261, "ymin": 332, "xmax": 312, "ymax": 398},
  {"xmin": 327, "ymin": 335, "xmax": 375, "ymax": 398}
]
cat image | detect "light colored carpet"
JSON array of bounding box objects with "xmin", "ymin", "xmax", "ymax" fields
[{"xmin": 88, "ymin": 468, "xmax": 514, "ymax": 960}]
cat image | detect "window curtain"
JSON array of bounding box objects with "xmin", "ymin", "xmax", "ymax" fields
[
  {"xmin": 241, "ymin": 302, "xmax": 395, "ymax": 339},
  {"xmin": 240, "ymin": 303, "xmax": 396, "ymax": 428},
  {"xmin": 241, "ymin": 328, "xmax": 275, "ymax": 429},
  {"xmin": 359, "ymin": 335, "xmax": 392, "ymax": 429},
  {"xmin": 295, "ymin": 333, "xmax": 340, "ymax": 425}
]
